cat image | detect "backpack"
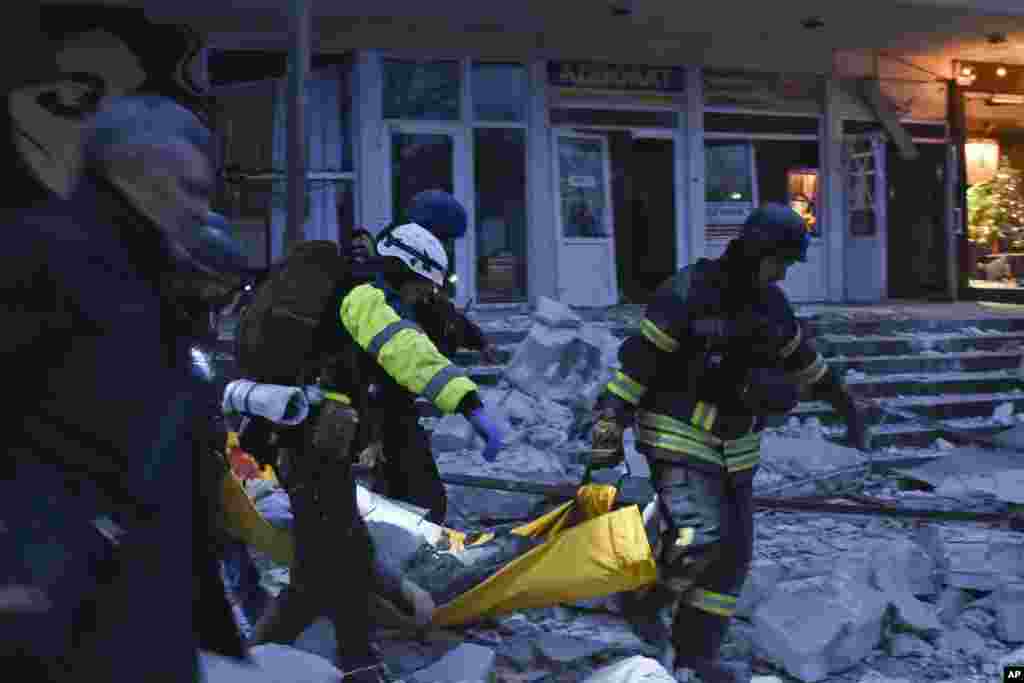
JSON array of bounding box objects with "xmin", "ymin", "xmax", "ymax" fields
[{"xmin": 236, "ymin": 240, "xmax": 348, "ymax": 386}]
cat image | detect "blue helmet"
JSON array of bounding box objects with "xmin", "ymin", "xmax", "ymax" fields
[
  {"xmin": 739, "ymin": 203, "xmax": 810, "ymax": 263},
  {"xmin": 191, "ymin": 211, "xmax": 249, "ymax": 277},
  {"xmin": 407, "ymin": 190, "xmax": 468, "ymax": 240}
]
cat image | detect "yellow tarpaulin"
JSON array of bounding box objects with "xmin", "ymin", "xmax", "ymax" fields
[
  {"xmin": 220, "ymin": 470, "xmax": 295, "ymax": 567},
  {"xmin": 433, "ymin": 484, "xmax": 657, "ymax": 626},
  {"xmin": 218, "ymin": 449, "xmax": 657, "ymax": 627}
]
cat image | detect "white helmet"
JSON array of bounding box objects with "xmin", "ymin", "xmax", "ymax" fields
[{"xmin": 376, "ymin": 222, "xmax": 449, "ymax": 287}]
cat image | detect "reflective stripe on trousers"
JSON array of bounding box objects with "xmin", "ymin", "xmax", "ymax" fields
[
  {"xmin": 644, "ymin": 455, "xmax": 755, "ymax": 664},
  {"xmin": 635, "ymin": 407, "xmax": 761, "ymax": 473}
]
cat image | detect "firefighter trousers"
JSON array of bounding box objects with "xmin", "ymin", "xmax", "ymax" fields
[
  {"xmin": 250, "ymin": 400, "xmax": 375, "ymax": 662},
  {"xmin": 645, "ymin": 452, "xmax": 755, "ymax": 667}
]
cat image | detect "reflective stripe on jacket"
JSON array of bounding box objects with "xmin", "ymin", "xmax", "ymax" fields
[
  {"xmin": 339, "ymin": 283, "xmax": 477, "ymax": 414},
  {"xmin": 635, "ymin": 407, "xmax": 761, "ymax": 473}
]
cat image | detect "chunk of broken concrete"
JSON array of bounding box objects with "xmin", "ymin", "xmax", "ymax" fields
[
  {"xmin": 870, "ymin": 538, "xmax": 940, "ymax": 598},
  {"xmin": 936, "ymin": 626, "xmax": 987, "ymax": 656},
  {"xmin": 533, "ymin": 633, "xmax": 614, "ymax": 666},
  {"xmin": 736, "ymin": 560, "xmax": 785, "ymax": 619},
  {"xmin": 409, "ymin": 643, "xmax": 496, "ymax": 683},
  {"xmin": 996, "ymin": 581, "xmax": 1024, "ymax": 643},
  {"xmin": 935, "ymin": 587, "xmax": 970, "ymax": 628},
  {"xmin": 760, "ymin": 435, "xmax": 867, "ymax": 480},
  {"xmin": 944, "ymin": 542, "xmax": 1001, "ymax": 592},
  {"xmin": 207, "ymin": 644, "xmax": 343, "ymax": 683},
  {"xmin": 751, "ymin": 576, "xmax": 889, "ymax": 682},
  {"xmin": 504, "ymin": 315, "xmax": 619, "ymax": 406},
  {"xmin": 1000, "ymin": 644, "xmax": 1024, "ymax": 671},
  {"xmin": 893, "ymin": 447, "xmax": 1024, "ymax": 505},
  {"xmin": 532, "ymin": 296, "xmax": 583, "ymax": 329},
  {"xmin": 579, "ymin": 655, "xmax": 676, "ymax": 682},
  {"xmin": 430, "ymin": 414, "xmax": 477, "ymax": 452},
  {"xmin": 887, "ymin": 633, "xmax": 935, "ymax": 658},
  {"xmin": 988, "ymin": 542, "xmax": 1024, "ymax": 579}
]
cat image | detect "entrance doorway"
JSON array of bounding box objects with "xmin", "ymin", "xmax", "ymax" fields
[
  {"xmin": 887, "ymin": 141, "xmax": 949, "ymax": 299},
  {"xmin": 614, "ymin": 134, "xmax": 677, "ymax": 302},
  {"xmin": 552, "ymin": 125, "xmax": 678, "ymax": 306}
]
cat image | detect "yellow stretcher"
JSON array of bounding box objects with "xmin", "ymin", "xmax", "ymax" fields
[{"xmin": 218, "ymin": 437, "xmax": 657, "ymax": 627}]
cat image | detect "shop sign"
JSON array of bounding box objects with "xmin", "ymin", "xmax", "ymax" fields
[
  {"xmin": 706, "ymin": 201, "xmax": 754, "ymax": 225},
  {"xmin": 548, "ymin": 61, "xmax": 686, "ymax": 93},
  {"xmin": 704, "ymin": 68, "xmax": 823, "ymax": 113}
]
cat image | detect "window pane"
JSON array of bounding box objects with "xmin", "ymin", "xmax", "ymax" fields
[
  {"xmin": 383, "ymin": 60, "xmax": 460, "ymax": 121},
  {"xmin": 472, "ymin": 63, "xmax": 528, "ymax": 122},
  {"xmin": 705, "ymin": 142, "xmax": 753, "ymax": 202},
  {"xmin": 391, "ymin": 132, "xmax": 458, "ymax": 295},
  {"xmin": 475, "ymin": 128, "xmax": 527, "ymax": 301},
  {"xmin": 557, "ymin": 137, "xmax": 609, "ymax": 238}
]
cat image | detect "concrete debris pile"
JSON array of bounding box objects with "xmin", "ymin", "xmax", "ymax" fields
[{"xmin": 430, "ymin": 296, "xmax": 623, "ymax": 526}]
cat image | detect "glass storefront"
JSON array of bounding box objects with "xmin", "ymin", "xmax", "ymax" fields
[
  {"xmin": 382, "ymin": 59, "xmax": 530, "ymax": 302},
  {"xmin": 957, "ymin": 62, "xmax": 1024, "ymax": 294},
  {"xmin": 964, "ymin": 101, "xmax": 1024, "ymax": 290}
]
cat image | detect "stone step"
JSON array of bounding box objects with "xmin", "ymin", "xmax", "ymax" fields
[
  {"xmin": 794, "ymin": 390, "xmax": 1024, "ymax": 423},
  {"xmin": 842, "ymin": 370, "xmax": 1022, "ymax": 399},
  {"xmin": 813, "ymin": 420, "xmax": 1010, "ymax": 450},
  {"xmin": 815, "ymin": 331, "xmax": 1024, "ymax": 357},
  {"xmin": 827, "ymin": 350, "xmax": 1024, "ymax": 375},
  {"xmin": 798, "ymin": 316, "xmax": 1024, "ymax": 338}
]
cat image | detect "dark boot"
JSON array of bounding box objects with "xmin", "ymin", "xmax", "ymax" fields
[
  {"xmin": 619, "ymin": 584, "xmax": 676, "ymax": 649},
  {"xmin": 248, "ymin": 584, "xmax": 316, "ymax": 647}
]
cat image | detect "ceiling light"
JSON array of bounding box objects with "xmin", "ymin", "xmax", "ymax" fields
[
  {"xmin": 989, "ymin": 94, "xmax": 1024, "ymax": 105},
  {"xmin": 997, "ymin": 66, "xmax": 1008, "ymax": 77},
  {"xmin": 961, "ymin": 66, "xmax": 974, "ymax": 77}
]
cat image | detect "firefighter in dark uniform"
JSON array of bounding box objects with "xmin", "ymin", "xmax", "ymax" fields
[{"xmin": 590, "ymin": 204, "xmax": 869, "ymax": 683}]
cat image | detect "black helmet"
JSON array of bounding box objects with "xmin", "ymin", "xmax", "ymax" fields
[{"xmin": 740, "ymin": 203, "xmax": 810, "ymax": 263}]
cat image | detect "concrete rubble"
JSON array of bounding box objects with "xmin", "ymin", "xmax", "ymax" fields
[{"xmin": 222, "ymin": 302, "xmax": 1024, "ymax": 682}]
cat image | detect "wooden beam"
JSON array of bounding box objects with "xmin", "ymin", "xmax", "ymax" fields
[{"xmin": 857, "ymin": 77, "xmax": 920, "ymax": 161}]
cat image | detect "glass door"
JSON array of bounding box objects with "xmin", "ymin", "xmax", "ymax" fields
[
  {"xmin": 552, "ymin": 129, "xmax": 618, "ymax": 306},
  {"xmin": 387, "ymin": 123, "xmax": 472, "ymax": 303}
]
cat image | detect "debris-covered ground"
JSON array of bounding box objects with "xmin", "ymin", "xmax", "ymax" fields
[{"xmin": 211, "ymin": 300, "xmax": 1024, "ymax": 682}]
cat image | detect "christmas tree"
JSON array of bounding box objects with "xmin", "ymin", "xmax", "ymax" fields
[{"xmin": 968, "ymin": 154, "xmax": 1024, "ymax": 252}]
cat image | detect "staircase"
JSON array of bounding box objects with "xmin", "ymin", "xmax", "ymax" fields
[{"xmin": 453, "ymin": 307, "xmax": 1024, "ymax": 450}]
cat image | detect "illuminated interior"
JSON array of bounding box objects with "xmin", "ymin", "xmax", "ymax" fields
[
  {"xmin": 787, "ymin": 168, "xmax": 818, "ymax": 234},
  {"xmin": 964, "ymin": 93, "xmax": 1024, "ymax": 290}
]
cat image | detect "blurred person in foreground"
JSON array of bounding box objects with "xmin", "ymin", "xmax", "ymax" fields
[{"xmin": 0, "ymin": 95, "xmax": 248, "ymax": 681}]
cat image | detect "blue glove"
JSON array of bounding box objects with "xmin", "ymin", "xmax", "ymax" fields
[{"xmin": 468, "ymin": 408, "xmax": 505, "ymax": 462}]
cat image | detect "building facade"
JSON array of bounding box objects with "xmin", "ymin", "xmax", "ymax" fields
[
  {"xmin": 211, "ymin": 49, "xmax": 962, "ymax": 306},
  {"xmin": 17, "ymin": 2, "xmax": 1024, "ymax": 306}
]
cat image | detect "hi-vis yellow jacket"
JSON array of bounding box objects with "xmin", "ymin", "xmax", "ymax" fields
[{"xmin": 335, "ymin": 282, "xmax": 478, "ymax": 414}]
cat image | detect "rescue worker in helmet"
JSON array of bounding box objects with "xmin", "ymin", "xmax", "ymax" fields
[
  {"xmin": 590, "ymin": 204, "xmax": 869, "ymax": 683},
  {"xmin": 353, "ymin": 191, "xmax": 499, "ymax": 520},
  {"xmin": 249, "ymin": 217, "xmax": 506, "ymax": 680}
]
